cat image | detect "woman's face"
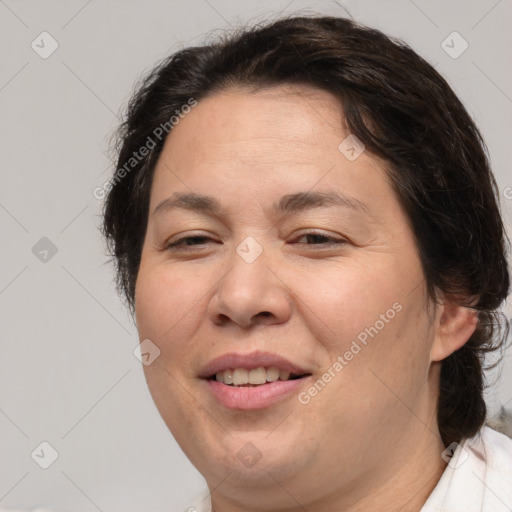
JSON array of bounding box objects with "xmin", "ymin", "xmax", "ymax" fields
[{"xmin": 135, "ymin": 84, "xmax": 446, "ymax": 506}]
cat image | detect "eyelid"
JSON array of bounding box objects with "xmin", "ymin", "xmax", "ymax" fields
[
  {"xmin": 164, "ymin": 231, "xmax": 216, "ymax": 249},
  {"xmin": 291, "ymin": 230, "xmax": 348, "ymax": 244},
  {"xmin": 164, "ymin": 229, "xmax": 349, "ymax": 250}
]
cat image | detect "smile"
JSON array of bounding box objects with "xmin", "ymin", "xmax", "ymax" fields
[
  {"xmin": 204, "ymin": 372, "xmax": 312, "ymax": 410},
  {"xmin": 212, "ymin": 366, "xmax": 306, "ymax": 386}
]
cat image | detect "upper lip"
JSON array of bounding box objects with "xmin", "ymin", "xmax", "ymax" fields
[{"xmin": 199, "ymin": 350, "xmax": 311, "ymax": 378}]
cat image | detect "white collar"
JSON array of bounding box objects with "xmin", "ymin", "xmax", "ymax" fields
[{"xmin": 420, "ymin": 426, "xmax": 512, "ymax": 511}]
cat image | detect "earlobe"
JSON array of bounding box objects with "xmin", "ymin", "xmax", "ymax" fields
[{"xmin": 430, "ymin": 303, "xmax": 479, "ymax": 362}]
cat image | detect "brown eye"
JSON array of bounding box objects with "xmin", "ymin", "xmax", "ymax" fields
[
  {"xmin": 292, "ymin": 232, "xmax": 347, "ymax": 246},
  {"xmin": 166, "ymin": 235, "xmax": 215, "ymax": 249}
]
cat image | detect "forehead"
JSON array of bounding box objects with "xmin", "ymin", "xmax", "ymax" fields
[
  {"xmin": 161, "ymin": 84, "xmax": 346, "ymax": 160},
  {"xmin": 148, "ymin": 84, "xmax": 400, "ymax": 222}
]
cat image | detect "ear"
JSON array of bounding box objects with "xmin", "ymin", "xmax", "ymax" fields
[{"xmin": 430, "ymin": 298, "xmax": 479, "ymax": 362}]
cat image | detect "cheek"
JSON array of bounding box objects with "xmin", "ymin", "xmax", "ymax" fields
[
  {"xmin": 135, "ymin": 265, "xmax": 205, "ymax": 429},
  {"xmin": 290, "ymin": 259, "xmax": 409, "ymax": 354},
  {"xmin": 296, "ymin": 272, "xmax": 432, "ymax": 437},
  {"xmin": 135, "ymin": 263, "xmax": 204, "ymax": 348},
  {"xmin": 291, "ymin": 258, "xmax": 432, "ymax": 396},
  {"xmin": 327, "ymin": 288, "xmax": 431, "ymax": 409}
]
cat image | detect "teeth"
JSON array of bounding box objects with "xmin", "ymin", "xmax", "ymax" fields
[
  {"xmin": 214, "ymin": 367, "xmax": 297, "ymax": 386},
  {"xmin": 224, "ymin": 369, "xmax": 234, "ymax": 385},
  {"xmin": 249, "ymin": 367, "xmax": 267, "ymax": 385},
  {"xmin": 233, "ymin": 368, "xmax": 248, "ymax": 386},
  {"xmin": 266, "ymin": 367, "xmax": 280, "ymax": 382}
]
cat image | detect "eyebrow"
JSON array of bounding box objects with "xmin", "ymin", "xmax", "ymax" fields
[{"xmin": 152, "ymin": 190, "xmax": 370, "ymax": 218}]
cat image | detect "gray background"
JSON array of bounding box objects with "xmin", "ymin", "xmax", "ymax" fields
[{"xmin": 1, "ymin": 0, "xmax": 511, "ymax": 510}]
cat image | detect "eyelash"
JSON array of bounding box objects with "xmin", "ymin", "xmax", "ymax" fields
[{"xmin": 165, "ymin": 232, "xmax": 347, "ymax": 250}]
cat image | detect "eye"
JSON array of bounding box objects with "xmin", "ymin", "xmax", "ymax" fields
[
  {"xmin": 166, "ymin": 235, "xmax": 216, "ymax": 249},
  {"xmin": 291, "ymin": 232, "xmax": 348, "ymax": 246},
  {"xmin": 165, "ymin": 232, "xmax": 347, "ymax": 250}
]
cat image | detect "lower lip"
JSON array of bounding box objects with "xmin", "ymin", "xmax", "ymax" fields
[{"xmin": 204, "ymin": 377, "xmax": 309, "ymax": 410}]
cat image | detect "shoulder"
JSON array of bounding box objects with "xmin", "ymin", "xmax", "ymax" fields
[
  {"xmin": 474, "ymin": 425, "xmax": 512, "ymax": 472},
  {"xmin": 420, "ymin": 426, "xmax": 512, "ymax": 512}
]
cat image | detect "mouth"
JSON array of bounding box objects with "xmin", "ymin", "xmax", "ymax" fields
[
  {"xmin": 207, "ymin": 367, "xmax": 311, "ymax": 387},
  {"xmin": 202, "ymin": 367, "xmax": 312, "ymax": 410},
  {"xmin": 199, "ymin": 351, "xmax": 313, "ymax": 410}
]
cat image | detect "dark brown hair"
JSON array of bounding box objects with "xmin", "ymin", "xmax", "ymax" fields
[{"xmin": 102, "ymin": 15, "xmax": 511, "ymax": 447}]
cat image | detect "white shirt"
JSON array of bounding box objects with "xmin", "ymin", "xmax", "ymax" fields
[
  {"xmin": 421, "ymin": 426, "xmax": 512, "ymax": 511},
  {"xmin": 185, "ymin": 426, "xmax": 512, "ymax": 512}
]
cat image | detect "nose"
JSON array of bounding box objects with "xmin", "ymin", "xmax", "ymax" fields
[{"xmin": 208, "ymin": 245, "xmax": 292, "ymax": 329}]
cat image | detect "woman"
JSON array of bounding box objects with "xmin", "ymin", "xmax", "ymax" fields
[{"xmin": 102, "ymin": 15, "xmax": 512, "ymax": 511}]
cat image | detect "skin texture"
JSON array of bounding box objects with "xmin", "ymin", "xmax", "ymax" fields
[{"xmin": 134, "ymin": 84, "xmax": 478, "ymax": 512}]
